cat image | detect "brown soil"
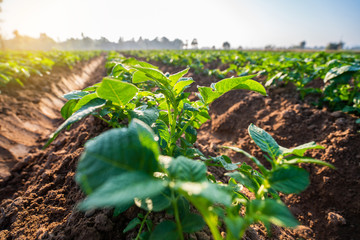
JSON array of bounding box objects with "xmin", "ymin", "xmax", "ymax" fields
[
  {"xmin": 0, "ymin": 59, "xmax": 359, "ymax": 240},
  {"xmin": 0, "ymin": 57, "xmax": 105, "ymax": 180}
]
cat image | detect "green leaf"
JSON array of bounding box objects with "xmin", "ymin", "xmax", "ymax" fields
[
  {"xmin": 76, "ymin": 119, "xmax": 161, "ymax": 194},
  {"xmin": 72, "ymin": 93, "xmax": 99, "ymax": 113},
  {"xmin": 212, "ymin": 155, "xmax": 239, "ymax": 171},
  {"xmin": 60, "ymin": 99, "xmax": 78, "ymax": 119},
  {"xmin": 135, "ymin": 188, "xmax": 172, "ymax": 212},
  {"xmin": 248, "ymin": 124, "xmax": 281, "ymax": 158},
  {"xmin": 224, "ymin": 216, "xmax": 247, "ymax": 239},
  {"xmin": 44, "ymin": 98, "xmax": 106, "ymax": 148},
  {"xmin": 124, "ymin": 58, "xmax": 158, "ymax": 69},
  {"xmin": 324, "ymin": 65, "xmax": 360, "ymax": 83},
  {"xmin": 197, "ymin": 86, "xmax": 221, "ymax": 105},
  {"xmin": 169, "ymin": 68, "xmax": 189, "ymax": 86},
  {"xmin": 133, "ymin": 66, "xmax": 168, "ymax": 84},
  {"xmin": 78, "ymin": 172, "xmax": 166, "ymax": 210},
  {"xmin": 214, "ymin": 75, "xmax": 266, "ymax": 96},
  {"xmin": 173, "ymin": 78, "xmax": 194, "ymax": 95},
  {"xmin": 167, "ymin": 156, "xmax": 207, "ymax": 182},
  {"xmin": 282, "ymin": 142, "xmax": 325, "ymax": 156},
  {"xmin": 152, "ymin": 119, "xmax": 170, "ymax": 149},
  {"xmin": 226, "ymin": 172, "xmax": 259, "ymax": 193},
  {"xmin": 181, "ymin": 213, "xmax": 205, "ymax": 233},
  {"xmin": 149, "ymin": 221, "xmax": 179, "ymax": 240},
  {"xmin": 123, "ymin": 217, "xmax": 141, "ymax": 233},
  {"xmin": 268, "ymin": 165, "xmax": 309, "ymax": 194},
  {"xmin": 222, "ymin": 146, "xmax": 268, "ymax": 174},
  {"xmin": 63, "ymin": 90, "xmax": 89, "ymax": 100},
  {"xmin": 284, "ymin": 156, "xmax": 335, "ymax": 169},
  {"xmin": 111, "ymin": 63, "xmax": 128, "ymax": 77},
  {"xmin": 132, "ymin": 70, "xmax": 150, "ymax": 83},
  {"xmin": 183, "ymin": 103, "xmax": 198, "ymax": 112},
  {"xmin": 129, "ymin": 107, "xmax": 159, "ymax": 126},
  {"xmin": 177, "ymin": 181, "xmax": 232, "ymax": 206},
  {"xmin": 247, "ymin": 199, "xmax": 299, "ymax": 227},
  {"xmin": 97, "ymin": 77, "xmax": 138, "ymax": 106}
]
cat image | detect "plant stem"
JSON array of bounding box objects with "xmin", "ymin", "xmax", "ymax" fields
[
  {"xmin": 95, "ymin": 115, "xmax": 119, "ymax": 128},
  {"xmin": 191, "ymin": 201, "xmax": 222, "ymax": 240},
  {"xmin": 168, "ymin": 102, "xmax": 178, "ymax": 156},
  {"xmin": 173, "ymin": 114, "xmax": 196, "ymax": 143},
  {"xmin": 171, "ymin": 190, "xmax": 184, "ymax": 240},
  {"xmin": 135, "ymin": 211, "xmax": 151, "ymax": 240}
]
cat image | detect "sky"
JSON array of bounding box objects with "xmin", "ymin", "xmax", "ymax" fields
[{"xmin": 1, "ymin": 0, "xmax": 360, "ymax": 48}]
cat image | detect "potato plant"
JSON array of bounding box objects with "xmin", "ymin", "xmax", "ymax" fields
[
  {"xmin": 46, "ymin": 54, "xmax": 333, "ymax": 239},
  {"xmin": 0, "ymin": 50, "xmax": 101, "ymax": 87},
  {"xmin": 128, "ymin": 50, "xmax": 360, "ymax": 115}
]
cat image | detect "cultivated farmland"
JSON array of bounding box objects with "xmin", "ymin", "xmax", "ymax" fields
[{"xmin": 0, "ymin": 50, "xmax": 359, "ymax": 240}]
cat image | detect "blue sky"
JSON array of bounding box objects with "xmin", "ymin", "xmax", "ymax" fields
[{"xmin": 1, "ymin": 0, "xmax": 359, "ymax": 48}]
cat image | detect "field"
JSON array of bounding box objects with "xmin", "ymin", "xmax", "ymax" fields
[{"xmin": 0, "ymin": 50, "xmax": 359, "ymax": 240}]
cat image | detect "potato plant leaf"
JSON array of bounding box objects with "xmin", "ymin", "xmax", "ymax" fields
[
  {"xmin": 152, "ymin": 119, "xmax": 170, "ymax": 149},
  {"xmin": 132, "ymin": 70, "xmax": 150, "ymax": 83},
  {"xmin": 285, "ymin": 156, "xmax": 335, "ymax": 169},
  {"xmin": 60, "ymin": 99, "xmax": 77, "ymax": 119},
  {"xmin": 181, "ymin": 213, "xmax": 205, "ymax": 233},
  {"xmin": 78, "ymin": 171, "xmax": 166, "ymax": 210},
  {"xmin": 224, "ymin": 216, "xmax": 247, "ymax": 239},
  {"xmin": 76, "ymin": 119, "xmax": 161, "ymax": 194},
  {"xmin": 169, "ymin": 68, "xmax": 189, "ymax": 86},
  {"xmin": 268, "ymin": 165, "xmax": 309, "ymax": 194},
  {"xmin": 214, "ymin": 75, "xmax": 266, "ymax": 96},
  {"xmin": 135, "ymin": 188, "xmax": 172, "ymax": 212},
  {"xmin": 324, "ymin": 65, "xmax": 360, "ymax": 83},
  {"xmin": 226, "ymin": 172, "xmax": 259, "ymax": 193},
  {"xmin": 149, "ymin": 220, "xmax": 179, "ymax": 240},
  {"xmin": 173, "ymin": 78, "xmax": 194, "ymax": 95},
  {"xmin": 167, "ymin": 156, "xmax": 207, "ymax": 182},
  {"xmin": 97, "ymin": 77, "xmax": 138, "ymax": 106},
  {"xmin": 248, "ymin": 124, "xmax": 281, "ymax": 158},
  {"xmin": 133, "ymin": 66, "xmax": 168, "ymax": 85},
  {"xmin": 72, "ymin": 93, "xmax": 99, "ymax": 113},
  {"xmin": 281, "ymin": 141, "xmax": 325, "ymax": 157},
  {"xmin": 123, "ymin": 217, "xmax": 141, "ymax": 233},
  {"xmin": 177, "ymin": 181, "xmax": 233, "ymax": 206},
  {"xmin": 44, "ymin": 98, "xmax": 106, "ymax": 148},
  {"xmin": 197, "ymin": 86, "xmax": 221, "ymax": 105},
  {"xmin": 129, "ymin": 107, "xmax": 159, "ymax": 126},
  {"xmin": 247, "ymin": 199, "xmax": 299, "ymax": 227},
  {"xmin": 62, "ymin": 90, "xmax": 89, "ymax": 100}
]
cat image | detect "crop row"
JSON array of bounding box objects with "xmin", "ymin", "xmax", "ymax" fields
[
  {"xmin": 45, "ymin": 52, "xmax": 334, "ymax": 239},
  {"xmin": 0, "ymin": 50, "xmax": 101, "ymax": 87},
  {"xmin": 127, "ymin": 50, "xmax": 360, "ymax": 116}
]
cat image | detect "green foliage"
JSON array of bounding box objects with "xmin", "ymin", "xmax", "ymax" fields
[
  {"xmin": 49, "ymin": 54, "xmax": 334, "ymax": 240},
  {"xmin": 0, "ymin": 50, "xmax": 101, "ymax": 87},
  {"xmin": 127, "ymin": 49, "xmax": 360, "ymax": 115}
]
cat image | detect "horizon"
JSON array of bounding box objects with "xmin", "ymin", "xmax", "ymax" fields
[{"xmin": 1, "ymin": 0, "xmax": 360, "ymax": 49}]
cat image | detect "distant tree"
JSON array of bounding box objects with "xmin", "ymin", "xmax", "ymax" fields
[
  {"xmin": 13, "ymin": 30, "xmax": 20, "ymax": 38},
  {"xmin": 173, "ymin": 38, "xmax": 184, "ymax": 49},
  {"xmin": 191, "ymin": 38, "xmax": 198, "ymax": 49},
  {"xmin": 183, "ymin": 40, "xmax": 188, "ymax": 49},
  {"xmin": 223, "ymin": 41, "xmax": 230, "ymax": 50},
  {"xmin": 212, "ymin": 45, "xmax": 216, "ymax": 50},
  {"xmin": 238, "ymin": 46, "xmax": 243, "ymax": 50},
  {"xmin": 326, "ymin": 41, "xmax": 344, "ymax": 50},
  {"xmin": 265, "ymin": 45, "xmax": 275, "ymax": 50},
  {"xmin": 300, "ymin": 41, "xmax": 306, "ymax": 49}
]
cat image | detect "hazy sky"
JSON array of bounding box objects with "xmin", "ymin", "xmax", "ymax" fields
[{"xmin": 1, "ymin": 0, "xmax": 360, "ymax": 48}]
